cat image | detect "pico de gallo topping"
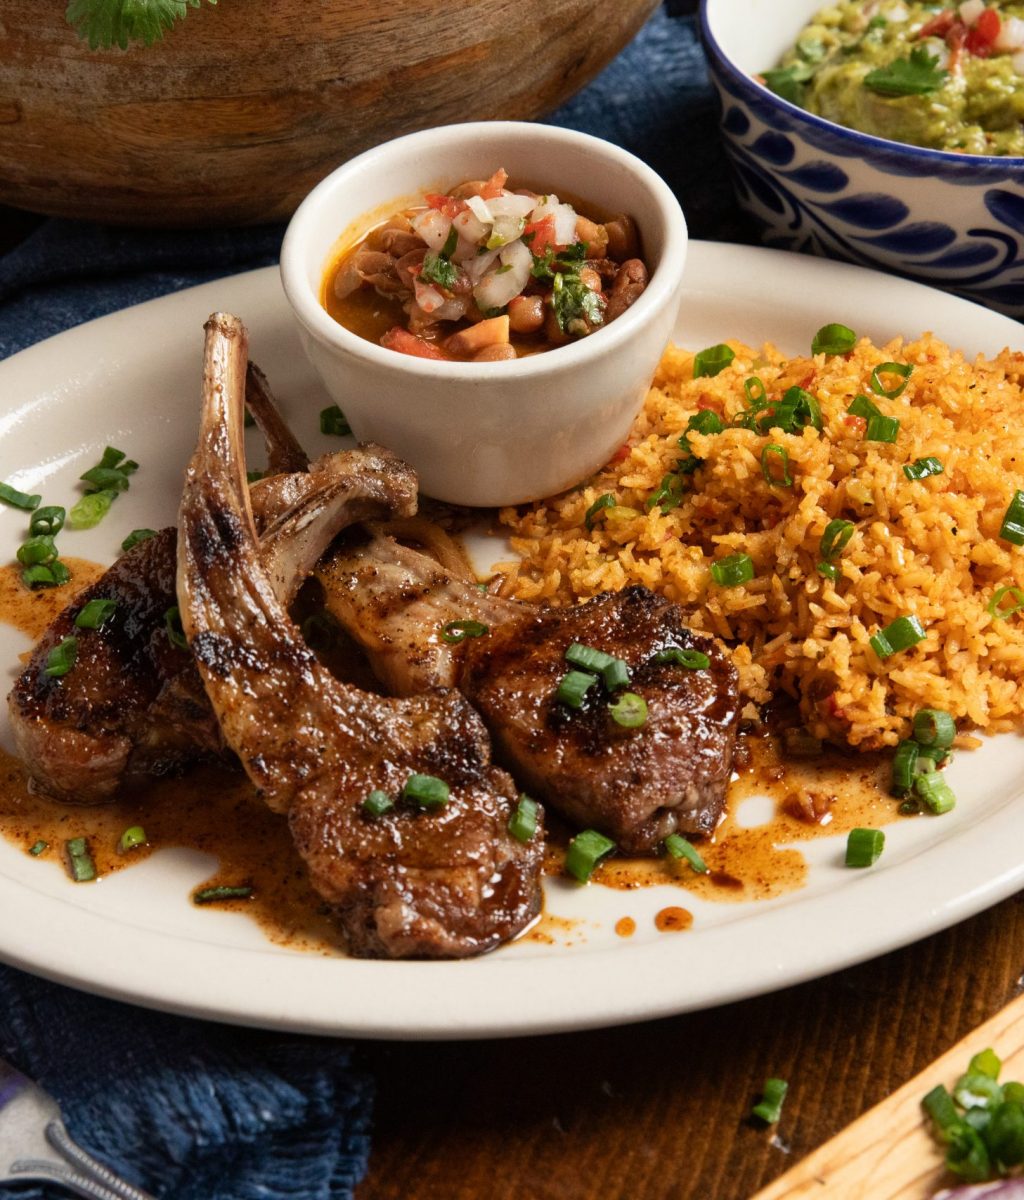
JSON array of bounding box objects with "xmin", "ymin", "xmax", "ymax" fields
[
  {"xmin": 764, "ymin": 2, "xmax": 1024, "ymax": 155},
  {"xmin": 323, "ymin": 169, "xmax": 648, "ymax": 363}
]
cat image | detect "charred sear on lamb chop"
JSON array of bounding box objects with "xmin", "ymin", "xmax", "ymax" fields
[
  {"xmin": 7, "ymin": 436, "xmax": 418, "ymax": 805},
  {"xmin": 176, "ymin": 313, "xmax": 542, "ymax": 958},
  {"xmin": 317, "ymin": 530, "xmax": 741, "ymax": 854}
]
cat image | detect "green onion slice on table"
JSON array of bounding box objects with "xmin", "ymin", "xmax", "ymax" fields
[
  {"xmin": 845, "ymin": 827, "xmax": 884, "ymax": 868},
  {"xmin": 0, "ymin": 481, "xmax": 41, "ymax": 511}
]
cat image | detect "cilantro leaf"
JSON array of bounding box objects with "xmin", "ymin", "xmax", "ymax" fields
[
  {"xmin": 531, "ymin": 242, "xmax": 588, "ymax": 282},
  {"xmin": 552, "ymin": 272, "xmax": 605, "ymax": 337},
  {"xmin": 863, "ymin": 47, "xmax": 947, "ymax": 97},
  {"xmin": 420, "ymin": 251, "xmax": 458, "ymax": 290},
  {"xmin": 761, "ymin": 62, "xmax": 817, "ymax": 104},
  {"xmin": 65, "ymin": 0, "xmax": 217, "ymax": 51}
]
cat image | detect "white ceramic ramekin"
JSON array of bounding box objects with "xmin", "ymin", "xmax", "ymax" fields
[{"xmin": 280, "ymin": 121, "xmax": 687, "ymax": 506}]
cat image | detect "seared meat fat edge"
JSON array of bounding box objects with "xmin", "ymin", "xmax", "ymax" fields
[
  {"xmin": 7, "ymin": 437, "xmax": 421, "ymax": 805},
  {"xmin": 177, "ymin": 313, "xmax": 543, "ymax": 959},
  {"xmin": 318, "ymin": 534, "xmax": 742, "ymax": 855}
]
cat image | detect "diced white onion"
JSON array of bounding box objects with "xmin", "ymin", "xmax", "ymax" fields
[
  {"xmin": 552, "ymin": 203, "xmax": 579, "ymax": 245},
  {"xmin": 959, "ymin": 0, "xmax": 985, "ymax": 26},
  {"xmin": 452, "ymin": 209, "xmax": 488, "ymax": 248},
  {"xmin": 922, "ymin": 36, "xmax": 950, "ymax": 67},
  {"xmin": 451, "ymin": 235, "xmax": 481, "ymax": 264},
  {"xmin": 886, "ymin": 3, "xmax": 908, "ymax": 22},
  {"xmin": 465, "ymin": 195, "xmax": 493, "ymax": 224},
  {"xmin": 487, "ymin": 192, "xmax": 536, "ymax": 220},
  {"xmin": 463, "ymin": 247, "xmax": 501, "ymax": 283},
  {"xmin": 473, "ymin": 241, "xmax": 533, "ymax": 311},
  {"xmin": 410, "ymin": 209, "xmax": 453, "ymax": 252},
  {"xmin": 528, "ymin": 194, "xmax": 561, "ymax": 223},
  {"xmin": 413, "ymin": 278, "xmax": 446, "ymax": 313},
  {"xmin": 487, "ymin": 213, "xmax": 526, "ymax": 248},
  {"xmin": 996, "ymin": 15, "xmax": 1024, "ymax": 51},
  {"xmin": 1012, "ymin": 47, "xmax": 1024, "ymax": 73}
]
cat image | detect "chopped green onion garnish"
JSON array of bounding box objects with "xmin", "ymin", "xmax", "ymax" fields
[
  {"xmin": 80, "ymin": 466, "xmax": 131, "ymax": 493},
  {"xmin": 441, "ymin": 619, "xmax": 489, "ymax": 644},
  {"xmin": 17, "ymin": 535, "xmax": 58, "ymax": 566},
  {"xmin": 29, "ymin": 506, "xmax": 65, "ymax": 537},
  {"xmin": 820, "ymin": 518, "xmax": 854, "ymax": 560},
  {"xmin": 969, "ymin": 1049, "xmax": 1002, "ymax": 1080},
  {"xmin": 847, "ymin": 394, "xmax": 881, "ymax": 421},
  {"xmin": 164, "ymin": 606, "xmax": 187, "ymax": 650},
  {"xmin": 651, "ymin": 647, "xmax": 710, "ymax": 670},
  {"xmin": 508, "ymin": 794, "xmax": 540, "ymax": 843},
  {"xmin": 999, "ymin": 491, "xmax": 1024, "ymax": 547},
  {"xmin": 44, "ymin": 636, "xmax": 78, "ymax": 678},
  {"xmin": 65, "ymin": 836, "xmax": 96, "ymax": 882},
  {"xmin": 117, "ymin": 825, "xmax": 147, "ymax": 853},
  {"xmin": 584, "ymin": 493, "xmax": 616, "ymax": 531},
  {"xmin": 608, "ymin": 692, "xmax": 648, "ymax": 728},
  {"xmin": 28, "ymin": 840, "xmax": 48, "ymax": 856},
  {"xmin": 763, "ymin": 386, "xmax": 821, "ymax": 435},
  {"xmin": 914, "ymin": 769, "xmax": 956, "ymax": 814},
  {"xmin": 246, "ymin": 469, "xmax": 266, "ymax": 484},
  {"xmin": 816, "ymin": 562, "xmax": 839, "ymax": 583},
  {"xmin": 923, "ymin": 1083, "xmax": 964, "ymax": 1139},
  {"xmin": 865, "ymin": 413, "xmax": 900, "ymax": 443},
  {"xmin": 301, "ymin": 612, "xmax": 338, "ymax": 652},
  {"xmin": 903, "ymin": 457, "xmax": 943, "ymax": 482},
  {"xmin": 870, "ymin": 361, "xmax": 913, "ymax": 399},
  {"xmin": 194, "ymin": 885, "xmax": 253, "ymax": 904},
  {"xmin": 0, "ymin": 481, "xmax": 41, "ymax": 511},
  {"xmin": 565, "ymin": 643, "xmax": 631, "ymax": 691},
  {"xmin": 74, "ymin": 598, "xmax": 117, "ymax": 630},
  {"xmin": 693, "ymin": 343, "xmax": 735, "ymax": 379},
  {"xmin": 752, "ymin": 1078, "xmax": 788, "ymax": 1125},
  {"xmin": 760, "ymin": 443, "xmax": 793, "ymax": 487},
  {"xmin": 989, "ymin": 585, "xmax": 1024, "ymax": 621},
  {"xmin": 811, "ymin": 323, "xmax": 856, "ymax": 356},
  {"xmin": 362, "ymin": 790, "xmax": 394, "ymax": 816},
  {"xmin": 953, "ymin": 1072, "xmax": 1004, "ymax": 1111},
  {"xmin": 664, "ymin": 833, "xmax": 708, "ymax": 873},
  {"xmin": 69, "ymin": 489, "xmax": 117, "ymax": 530},
  {"xmin": 21, "ymin": 562, "xmax": 71, "ymax": 589},
  {"xmin": 647, "ymin": 473, "xmax": 687, "ymax": 513},
  {"xmin": 402, "ymin": 773, "xmax": 450, "ymax": 809},
  {"xmin": 566, "ymin": 828, "xmax": 616, "ymax": 882},
  {"xmin": 891, "ymin": 740, "xmax": 920, "ymax": 797},
  {"xmin": 845, "ymin": 827, "xmax": 885, "ymax": 868},
  {"xmin": 556, "ymin": 669, "xmax": 598, "ymax": 709},
  {"xmin": 870, "ymin": 615, "xmax": 926, "ymax": 659},
  {"xmin": 121, "ymin": 528, "xmax": 157, "ymax": 552},
  {"xmin": 710, "ymin": 553, "xmax": 755, "ymax": 588},
  {"xmin": 913, "ymin": 708, "xmax": 955, "ymax": 749},
  {"xmin": 988, "ymin": 1101, "xmax": 1024, "ymax": 1168},
  {"xmin": 744, "ymin": 376, "xmax": 768, "ymax": 406},
  {"xmin": 320, "ymin": 405, "xmax": 351, "ymax": 436}
]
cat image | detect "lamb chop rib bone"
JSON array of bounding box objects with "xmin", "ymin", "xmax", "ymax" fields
[
  {"xmin": 177, "ymin": 314, "xmax": 542, "ymax": 958},
  {"xmin": 6, "ymin": 441, "xmax": 418, "ymax": 805},
  {"xmin": 316, "ymin": 530, "xmax": 742, "ymax": 855}
]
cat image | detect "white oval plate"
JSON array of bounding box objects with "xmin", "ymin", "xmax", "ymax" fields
[{"xmin": 1, "ymin": 243, "xmax": 1022, "ymax": 1040}]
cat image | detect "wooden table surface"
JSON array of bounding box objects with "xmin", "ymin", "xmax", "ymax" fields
[{"xmin": 356, "ymin": 893, "xmax": 1024, "ymax": 1199}]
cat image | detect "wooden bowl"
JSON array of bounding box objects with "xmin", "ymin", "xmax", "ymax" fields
[{"xmin": 0, "ymin": 0, "xmax": 658, "ymax": 227}]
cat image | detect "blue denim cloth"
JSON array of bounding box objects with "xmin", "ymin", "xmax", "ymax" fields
[{"xmin": 0, "ymin": 4, "xmax": 738, "ymax": 1196}]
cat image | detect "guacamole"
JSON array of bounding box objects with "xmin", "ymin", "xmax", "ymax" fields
[{"xmin": 767, "ymin": 2, "xmax": 1024, "ymax": 155}]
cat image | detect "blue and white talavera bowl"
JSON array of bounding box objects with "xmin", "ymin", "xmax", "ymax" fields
[{"xmin": 700, "ymin": 0, "xmax": 1024, "ymax": 317}]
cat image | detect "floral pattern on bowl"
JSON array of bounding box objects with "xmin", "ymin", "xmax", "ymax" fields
[{"xmin": 699, "ymin": 0, "xmax": 1024, "ymax": 317}]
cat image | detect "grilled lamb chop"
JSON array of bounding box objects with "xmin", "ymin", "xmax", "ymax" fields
[
  {"xmin": 8, "ymin": 441, "xmax": 418, "ymax": 804},
  {"xmin": 317, "ymin": 531, "xmax": 741, "ymax": 853},
  {"xmin": 177, "ymin": 313, "xmax": 542, "ymax": 958}
]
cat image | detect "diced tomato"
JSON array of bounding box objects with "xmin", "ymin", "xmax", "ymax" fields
[
  {"xmin": 967, "ymin": 9, "xmax": 1000, "ymax": 55},
  {"xmin": 844, "ymin": 414, "xmax": 867, "ymax": 435},
  {"xmin": 522, "ymin": 214, "xmax": 559, "ymax": 254},
  {"xmin": 424, "ymin": 193, "xmax": 466, "ymax": 219},
  {"xmin": 380, "ymin": 327, "xmax": 448, "ymax": 360},
  {"xmin": 479, "ymin": 168, "xmax": 508, "ymax": 199},
  {"xmin": 609, "ymin": 443, "xmax": 632, "ymax": 463},
  {"xmin": 918, "ymin": 9, "xmax": 955, "ymax": 39},
  {"xmin": 697, "ymin": 394, "xmax": 724, "ymax": 414}
]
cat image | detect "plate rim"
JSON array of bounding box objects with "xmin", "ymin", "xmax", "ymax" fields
[{"xmin": 1, "ymin": 242, "xmax": 1022, "ymax": 1040}]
